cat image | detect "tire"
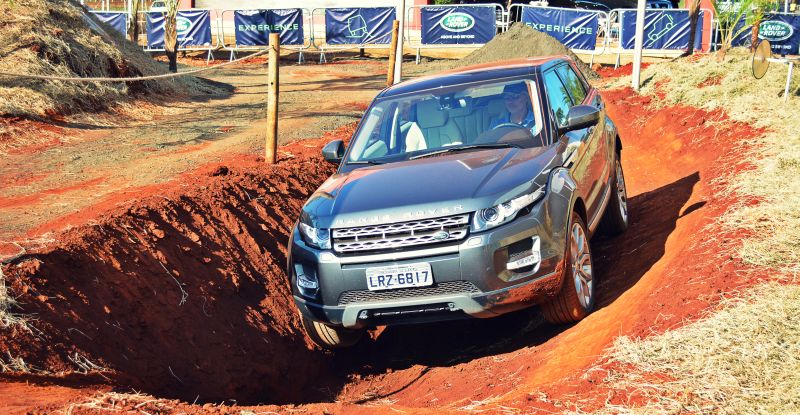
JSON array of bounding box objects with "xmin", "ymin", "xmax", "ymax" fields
[
  {"xmin": 301, "ymin": 316, "xmax": 364, "ymax": 349},
  {"xmin": 542, "ymin": 212, "xmax": 596, "ymax": 324},
  {"xmin": 599, "ymin": 156, "xmax": 629, "ymax": 236}
]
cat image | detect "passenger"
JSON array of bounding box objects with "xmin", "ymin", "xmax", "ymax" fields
[{"xmin": 490, "ymin": 83, "xmax": 535, "ymax": 129}]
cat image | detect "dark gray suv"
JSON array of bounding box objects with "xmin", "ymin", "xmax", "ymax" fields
[{"xmin": 288, "ymin": 56, "xmax": 628, "ymax": 348}]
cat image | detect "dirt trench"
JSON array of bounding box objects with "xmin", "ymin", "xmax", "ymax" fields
[
  {"xmin": 0, "ymin": 83, "xmax": 769, "ymax": 412},
  {"xmin": 1, "ymin": 148, "xmax": 341, "ymax": 404}
]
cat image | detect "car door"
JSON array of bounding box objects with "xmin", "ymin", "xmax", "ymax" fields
[
  {"xmin": 542, "ymin": 66, "xmax": 604, "ymax": 227},
  {"xmin": 554, "ymin": 64, "xmax": 610, "ymax": 228}
]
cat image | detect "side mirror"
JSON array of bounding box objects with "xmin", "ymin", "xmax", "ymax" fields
[
  {"xmin": 322, "ymin": 140, "xmax": 345, "ymax": 164},
  {"xmin": 561, "ymin": 105, "xmax": 601, "ymax": 133}
]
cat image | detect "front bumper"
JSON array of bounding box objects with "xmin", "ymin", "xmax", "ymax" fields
[{"xmin": 289, "ymin": 190, "xmax": 572, "ymax": 329}]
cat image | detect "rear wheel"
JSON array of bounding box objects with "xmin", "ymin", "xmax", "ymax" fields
[
  {"xmin": 301, "ymin": 316, "xmax": 364, "ymax": 349},
  {"xmin": 599, "ymin": 156, "xmax": 629, "ymax": 236},
  {"xmin": 542, "ymin": 212, "xmax": 596, "ymax": 324}
]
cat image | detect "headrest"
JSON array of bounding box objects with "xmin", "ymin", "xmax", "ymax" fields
[
  {"xmin": 487, "ymin": 98, "xmax": 506, "ymax": 116},
  {"xmin": 416, "ymin": 100, "xmax": 448, "ymax": 128}
]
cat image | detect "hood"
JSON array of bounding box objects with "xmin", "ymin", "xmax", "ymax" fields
[{"xmin": 303, "ymin": 146, "xmax": 561, "ymax": 229}]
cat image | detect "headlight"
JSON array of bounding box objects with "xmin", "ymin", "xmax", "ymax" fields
[
  {"xmin": 298, "ymin": 222, "xmax": 331, "ymax": 250},
  {"xmin": 472, "ymin": 187, "xmax": 545, "ymax": 232}
]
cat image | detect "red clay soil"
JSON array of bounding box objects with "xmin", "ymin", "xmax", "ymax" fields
[
  {"xmin": 595, "ymin": 63, "xmax": 651, "ymax": 78},
  {"xmin": 0, "ymin": 88, "xmax": 769, "ymax": 414}
]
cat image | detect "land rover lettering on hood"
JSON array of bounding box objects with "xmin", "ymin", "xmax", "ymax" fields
[{"xmin": 288, "ymin": 56, "xmax": 629, "ymax": 349}]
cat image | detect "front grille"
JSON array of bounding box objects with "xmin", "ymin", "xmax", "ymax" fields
[
  {"xmin": 332, "ymin": 214, "xmax": 470, "ymax": 253},
  {"xmin": 337, "ymin": 281, "xmax": 481, "ymax": 305}
]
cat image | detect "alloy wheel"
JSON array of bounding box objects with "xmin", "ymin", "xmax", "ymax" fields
[
  {"xmin": 616, "ymin": 160, "xmax": 628, "ymax": 224},
  {"xmin": 570, "ymin": 222, "xmax": 593, "ymax": 309}
]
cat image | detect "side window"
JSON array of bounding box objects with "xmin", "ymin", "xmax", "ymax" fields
[
  {"xmin": 555, "ymin": 64, "xmax": 587, "ymax": 105},
  {"xmin": 542, "ymin": 70, "xmax": 573, "ymax": 128}
]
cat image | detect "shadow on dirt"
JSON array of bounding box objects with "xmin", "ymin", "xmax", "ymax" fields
[{"xmin": 327, "ymin": 172, "xmax": 701, "ymax": 390}]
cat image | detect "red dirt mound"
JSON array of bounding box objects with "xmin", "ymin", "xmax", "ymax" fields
[{"xmin": 0, "ymin": 146, "xmax": 340, "ymax": 403}]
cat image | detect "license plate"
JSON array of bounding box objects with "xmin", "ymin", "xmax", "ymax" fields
[{"xmin": 365, "ymin": 262, "xmax": 433, "ymax": 291}]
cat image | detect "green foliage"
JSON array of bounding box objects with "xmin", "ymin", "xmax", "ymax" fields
[
  {"xmin": 433, "ymin": 0, "xmax": 457, "ymax": 4},
  {"xmin": 714, "ymin": 0, "xmax": 781, "ymax": 57}
]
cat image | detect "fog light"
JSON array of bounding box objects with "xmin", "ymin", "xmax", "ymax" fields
[
  {"xmin": 506, "ymin": 236, "xmax": 541, "ymax": 271},
  {"xmin": 467, "ymin": 236, "xmax": 482, "ymax": 246},
  {"xmin": 297, "ymin": 274, "xmax": 318, "ymax": 290}
]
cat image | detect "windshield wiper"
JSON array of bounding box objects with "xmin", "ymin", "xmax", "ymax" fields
[
  {"xmin": 347, "ymin": 159, "xmax": 385, "ymax": 165},
  {"xmin": 409, "ymin": 143, "xmax": 517, "ymax": 160}
]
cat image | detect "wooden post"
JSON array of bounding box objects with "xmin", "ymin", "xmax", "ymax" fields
[
  {"xmin": 266, "ymin": 33, "xmax": 280, "ymax": 164},
  {"xmin": 386, "ymin": 20, "xmax": 400, "ymax": 87}
]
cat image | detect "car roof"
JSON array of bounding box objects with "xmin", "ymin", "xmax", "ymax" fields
[{"xmin": 377, "ymin": 56, "xmax": 568, "ymax": 99}]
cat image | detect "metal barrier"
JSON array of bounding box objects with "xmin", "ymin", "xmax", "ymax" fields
[
  {"xmin": 406, "ymin": 3, "xmax": 504, "ymax": 64},
  {"xmin": 610, "ymin": 8, "xmax": 714, "ymax": 67},
  {"xmin": 508, "ymin": 4, "xmax": 609, "ymax": 66},
  {"xmin": 311, "ymin": 7, "xmax": 398, "ymax": 63},
  {"xmin": 216, "ymin": 9, "xmax": 313, "ymax": 64},
  {"xmin": 141, "ymin": 9, "xmax": 219, "ymax": 63}
]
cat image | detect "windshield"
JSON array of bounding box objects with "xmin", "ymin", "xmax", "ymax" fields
[{"xmin": 347, "ymin": 78, "xmax": 546, "ymax": 163}]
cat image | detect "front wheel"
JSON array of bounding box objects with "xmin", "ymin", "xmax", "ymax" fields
[
  {"xmin": 542, "ymin": 212, "xmax": 596, "ymax": 324},
  {"xmin": 599, "ymin": 157, "xmax": 629, "ymax": 236},
  {"xmin": 301, "ymin": 316, "xmax": 364, "ymax": 349}
]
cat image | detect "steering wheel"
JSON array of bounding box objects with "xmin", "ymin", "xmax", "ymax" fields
[{"xmin": 492, "ymin": 122, "xmax": 528, "ymax": 130}]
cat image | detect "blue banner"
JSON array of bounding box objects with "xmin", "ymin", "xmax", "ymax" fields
[
  {"xmin": 521, "ymin": 7, "xmax": 599, "ymax": 50},
  {"xmin": 620, "ymin": 9, "xmax": 703, "ymax": 50},
  {"xmin": 146, "ymin": 10, "xmax": 213, "ymax": 50},
  {"xmin": 92, "ymin": 12, "xmax": 128, "ymax": 36},
  {"xmin": 325, "ymin": 7, "xmax": 396, "ymax": 45},
  {"xmin": 234, "ymin": 9, "xmax": 304, "ymax": 46},
  {"xmin": 420, "ymin": 6, "xmax": 495, "ymax": 45},
  {"xmin": 732, "ymin": 14, "xmax": 800, "ymax": 55}
]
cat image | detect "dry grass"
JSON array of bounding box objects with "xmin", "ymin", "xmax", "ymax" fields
[
  {"xmin": 0, "ymin": 266, "xmax": 26, "ymax": 330},
  {"xmin": 591, "ymin": 284, "xmax": 800, "ymax": 414},
  {"xmin": 0, "ymin": 0, "xmax": 215, "ymax": 120},
  {"xmin": 607, "ymin": 48, "xmax": 800, "ymax": 276}
]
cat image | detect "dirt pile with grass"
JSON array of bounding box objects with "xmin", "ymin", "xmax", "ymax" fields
[
  {"xmin": 607, "ymin": 48, "xmax": 799, "ymax": 275},
  {"xmin": 452, "ymin": 23, "xmax": 598, "ymax": 79},
  {"xmin": 0, "ymin": 0, "xmax": 215, "ymax": 120},
  {"xmin": 0, "ymin": 142, "xmax": 341, "ymax": 403}
]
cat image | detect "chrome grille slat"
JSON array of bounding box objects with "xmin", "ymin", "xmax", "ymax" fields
[
  {"xmin": 338, "ymin": 281, "xmax": 481, "ymax": 305},
  {"xmin": 332, "ymin": 214, "xmax": 469, "ymax": 253}
]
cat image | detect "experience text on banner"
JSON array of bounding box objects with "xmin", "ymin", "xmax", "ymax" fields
[
  {"xmin": 234, "ymin": 9, "xmax": 304, "ymax": 46},
  {"xmin": 521, "ymin": 7, "xmax": 598, "ymax": 50}
]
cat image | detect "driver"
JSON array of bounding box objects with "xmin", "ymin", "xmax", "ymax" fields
[{"xmin": 490, "ymin": 83, "xmax": 535, "ymax": 129}]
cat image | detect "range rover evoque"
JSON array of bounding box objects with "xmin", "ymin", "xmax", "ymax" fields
[{"xmin": 288, "ymin": 56, "xmax": 628, "ymax": 348}]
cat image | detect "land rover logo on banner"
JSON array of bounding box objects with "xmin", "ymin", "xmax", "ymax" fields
[
  {"xmin": 176, "ymin": 16, "xmax": 191, "ymax": 34},
  {"xmin": 759, "ymin": 20, "xmax": 794, "ymax": 42},
  {"xmin": 440, "ymin": 12, "xmax": 475, "ymax": 32}
]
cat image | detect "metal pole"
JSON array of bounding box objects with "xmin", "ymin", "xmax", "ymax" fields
[
  {"xmin": 631, "ymin": 0, "xmax": 646, "ymax": 91},
  {"xmin": 266, "ymin": 33, "xmax": 280, "ymax": 164},
  {"xmin": 387, "ymin": 20, "xmax": 399, "ymax": 87},
  {"xmin": 785, "ymin": 61, "xmax": 794, "ymax": 103},
  {"xmin": 393, "ymin": 0, "xmax": 406, "ymax": 84}
]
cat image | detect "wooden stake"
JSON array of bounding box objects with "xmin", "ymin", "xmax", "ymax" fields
[
  {"xmin": 266, "ymin": 33, "xmax": 280, "ymax": 164},
  {"xmin": 386, "ymin": 20, "xmax": 399, "ymax": 87}
]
